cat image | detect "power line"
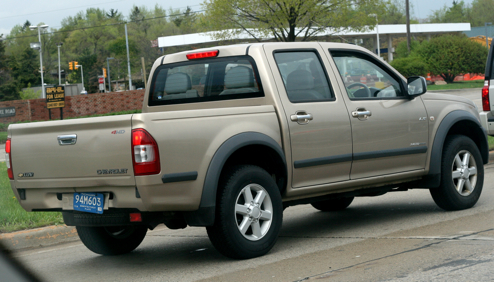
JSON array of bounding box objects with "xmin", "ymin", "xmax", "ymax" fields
[
  {"xmin": 0, "ymin": 0, "xmax": 126, "ymax": 20},
  {"xmin": 2, "ymin": 9, "xmax": 204, "ymax": 41},
  {"xmin": 0, "ymin": 2, "xmax": 202, "ymax": 20}
]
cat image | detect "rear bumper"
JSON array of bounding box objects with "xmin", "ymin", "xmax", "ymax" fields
[
  {"xmin": 480, "ymin": 111, "xmax": 494, "ymax": 136},
  {"xmin": 62, "ymin": 209, "xmax": 164, "ymax": 227},
  {"xmin": 12, "ymin": 184, "xmax": 147, "ymax": 212},
  {"xmin": 10, "ymin": 180, "xmax": 204, "ymax": 218}
]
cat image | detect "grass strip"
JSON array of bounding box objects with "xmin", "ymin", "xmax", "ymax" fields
[
  {"xmin": 0, "ymin": 163, "xmax": 63, "ymax": 233},
  {"xmin": 427, "ymin": 80, "xmax": 484, "ymax": 91},
  {"xmin": 489, "ymin": 136, "xmax": 494, "ymax": 151}
]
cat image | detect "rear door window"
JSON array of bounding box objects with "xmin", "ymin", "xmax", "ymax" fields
[
  {"xmin": 273, "ymin": 51, "xmax": 334, "ymax": 103},
  {"xmin": 149, "ymin": 56, "xmax": 263, "ymax": 106}
]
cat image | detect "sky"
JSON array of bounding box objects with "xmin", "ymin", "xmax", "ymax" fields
[{"xmin": 0, "ymin": 0, "xmax": 475, "ymax": 38}]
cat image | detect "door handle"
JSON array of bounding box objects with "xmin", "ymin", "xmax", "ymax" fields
[
  {"xmin": 290, "ymin": 112, "xmax": 313, "ymax": 125},
  {"xmin": 351, "ymin": 108, "xmax": 372, "ymax": 120},
  {"xmin": 58, "ymin": 134, "xmax": 77, "ymax": 145}
]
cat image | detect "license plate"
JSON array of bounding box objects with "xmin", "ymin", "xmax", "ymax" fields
[{"xmin": 73, "ymin": 193, "xmax": 104, "ymax": 214}]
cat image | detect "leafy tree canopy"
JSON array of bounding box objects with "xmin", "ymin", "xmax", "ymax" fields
[
  {"xmin": 429, "ymin": 0, "xmax": 471, "ymax": 24},
  {"xmin": 469, "ymin": 0, "xmax": 494, "ymax": 27},
  {"xmin": 202, "ymin": 0, "xmax": 385, "ymax": 42}
]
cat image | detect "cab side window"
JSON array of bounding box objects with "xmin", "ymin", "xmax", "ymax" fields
[
  {"xmin": 331, "ymin": 51, "xmax": 404, "ymax": 99},
  {"xmin": 274, "ymin": 51, "xmax": 334, "ymax": 103}
]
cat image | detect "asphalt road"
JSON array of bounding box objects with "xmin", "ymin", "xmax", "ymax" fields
[
  {"xmin": 9, "ymin": 88, "xmax": 494, "ymax": 281},
  {"xmin": 11, "ymin": 166, "xmax": 494, "ymax": 282}
]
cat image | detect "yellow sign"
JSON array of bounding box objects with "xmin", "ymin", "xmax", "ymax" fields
[{"xmin": 46, "ymin": 86, "xmax": 65, "ymax": 109}]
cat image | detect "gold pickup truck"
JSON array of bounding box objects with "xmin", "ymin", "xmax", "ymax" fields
[{"xmin": 7, "ymin": 42, "xmax": 488, "ymax": 259}]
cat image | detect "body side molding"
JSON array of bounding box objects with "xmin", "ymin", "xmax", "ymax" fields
[
  {"xmin": 353, "ymin": 146, "xmax": 427, "ymax": 161},
  {"xmin": 294, "ymin": 154, "xmax": 352, "ymax": 169},
  {"xmin": 162, "ymin": 171, "xmax": 198, "ymax": 183}
]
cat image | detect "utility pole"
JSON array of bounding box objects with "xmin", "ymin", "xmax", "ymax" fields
[
  {"xmin": 125, "ymin": 24, "xmax": 132, "ymax": 90},
  {"xmin": 57, "ymin": 43, "xmax": 63, "ymax": 85},
  {"xmin": 406, "ymin": 0, "xmax": 411, "ymax": 53},
  {"xmin": 29, "ymin": 25, "xmax": 49, "ymax": 98},
  {"xmin": 107, "ymin": 57, "xmax": 114, "ymax": 92},
  {"xmin": 141, "ymin": 57, "xmax": 147, "ymax": 89},
  {"xmin": 486, "ymin": 22, "xmax": 492, "ymax": 49},
  {"xmin": 368, "ymin": 14, "xmax": 380, "ymax": 58},
  {"xmin": 76, "ymin": 64, "xmax": 86, "ymax": 94}
]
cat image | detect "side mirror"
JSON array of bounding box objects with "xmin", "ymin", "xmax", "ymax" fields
[{"xmin": 407, "ymin": 76, "xmax": 427, "ymax": 97}]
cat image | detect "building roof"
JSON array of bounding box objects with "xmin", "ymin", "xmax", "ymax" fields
[{"xmin": 158, "ymin": 23, "xmax": 471, "ymax": 48}]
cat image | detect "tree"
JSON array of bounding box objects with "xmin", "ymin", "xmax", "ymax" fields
[
  {"xmin": 429, "ymin": 1, "xmax": 472, "ymax": 24},
  {"xmin": 171, "ymin": 6, "xmax": 197, "ymax": 34},
  {"xmin": 106, "ymin": 9, "xmax": 120, "ymax": 19},
  {"xmin": 0, "ymin": 39, "xmax": 18, "ymax": 101},
  {"xmin": 390, "ymin": 56, "xmax": 428, "ymax": 78},
  {"xmin": 22, "ymin": 20, "xmax": 31, "ymax": 31},
  {"xmin": 417, "ymin": 35, "xmax": 487, "ymax": 83},
  {"xmin": 394, "ymin": 39, "xmax": 422, "ymax": 59},
  {"xmin": 380, "ymin": 0, "xmax": 407, "ymax": 24},
  {"xmin": 469, "ymin": 0, "xmax": 494, "ymax": 27},
  {"xmin": 202, "ymin": 0, "xmax": 384, "ymax": 42},
  {"xmin": 19, "ymin": 83, "xmax": 41, "ymax": 100}
]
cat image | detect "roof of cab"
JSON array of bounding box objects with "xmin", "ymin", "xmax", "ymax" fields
[{"xmin": 153, "ymin": 41, "xmax": 378, "ymax": 68}]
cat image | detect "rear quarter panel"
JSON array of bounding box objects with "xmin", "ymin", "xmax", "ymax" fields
[{"xmin": 132, "ymin": 106, "xmax": 282, "ymax": 211}]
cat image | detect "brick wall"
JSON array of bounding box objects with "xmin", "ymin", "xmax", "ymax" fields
[{"xmin": 0, "ymin": 90, "xmax": 145, "ymax": 123}]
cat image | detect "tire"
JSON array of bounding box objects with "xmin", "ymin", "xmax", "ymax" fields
[
  {"xmin": 311, "ymin": 197, "xmax": 354, "ymax": 211},
  {"xmin": 76, "ymin": 225, "xmax": 147, "ymax": 255},
  {"xmin": 206, "ymin": 165, "xmax": 283, "ymax": 259},
  {"xmin": 430, "ymin": 135, "xmax": 484, "ymax": 211}
]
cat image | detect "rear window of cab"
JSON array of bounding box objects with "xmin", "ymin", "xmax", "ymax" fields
[{"xmin": 149, "ymin": 55, "xmax": 264, "ymax": 106}]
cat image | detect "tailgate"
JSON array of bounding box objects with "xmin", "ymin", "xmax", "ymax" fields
[{"xmin": 10, "ymin": 115, "xmax": 135, "ymax": 189}]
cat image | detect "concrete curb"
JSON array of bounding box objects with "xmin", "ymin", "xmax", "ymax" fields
[{"xmin": 0, "ymin": 225, "xmax": 79, "ymax": 251}]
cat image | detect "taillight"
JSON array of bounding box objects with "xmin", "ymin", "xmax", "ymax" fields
[
  {"xmin": 132, "ymin": 129, "xmax": 160, "ymax": 176},
  {"xmin": 129, "ymin": 213, "xmax": 142, "ymax": 222},
  {"xmin": 186, "ymin": 50, "xmax": 219, "ymax": 60},
  {"xmin": 6, "ymin": 138, "xmax": 13, "ymax": 180},
  {"xmin": 482, "ymin": 80, "xmax": 490, "ymax": 111}
]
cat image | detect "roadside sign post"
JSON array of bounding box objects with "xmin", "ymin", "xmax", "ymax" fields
[
  {"xmin": 46, "ymin": 86, "xmax": 65, "ymax": 120},
  {"xmin": 98, "ymin": 76, "xmax": 105, "ymax": 93}
]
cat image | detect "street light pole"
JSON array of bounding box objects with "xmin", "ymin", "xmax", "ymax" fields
[
  {"xmin": 29, "ymin": 24, "xmax": 49, "ymax": 98},
  {"xmin": 368, "ymin": 14, "xmax": 380, "ymax": 58},
  {"xmin": 57, "ymin": 42, "xmax": 63, "ymax": 85},
  {"xmin": 76, "ymin": 65, "xmax": 86, "ymax": 94},
  {"xmin": 125, "ymin": 24, "xmax": 132, "ymax": 90},
  {"xmin": 107, "ymin": 57, "xmax": 114, "ymax": 92}
]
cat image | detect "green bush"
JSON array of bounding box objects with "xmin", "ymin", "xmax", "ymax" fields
[
  {"xmin": 0, "ymin": 123, "xmax": 8, "ymax": 132},
  {"xmin": 417, "ymin": 34, "xmax": 487, "ymax": 83},
  {"xmin": 391, "ymin": 56, "xmax": 428, "ymax": 78},
  {"xmin": 19, "ymin": 83, "xmax": 41, "ymax": 100},
  {"xmin": 394, "ymin": 40, "xmax": 422, "ymax": 59}
]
